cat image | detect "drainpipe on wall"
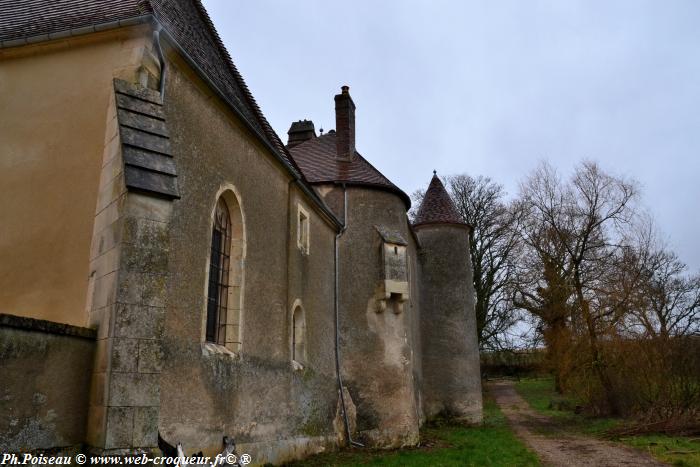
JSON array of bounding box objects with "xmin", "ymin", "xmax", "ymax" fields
[
  {"xmin": 334, "ymin": 185, "xmax": 364, "ymax": 448},
  {"xmin": 152, "ymin": 25, "xmax": 167, "ymax": 99}
]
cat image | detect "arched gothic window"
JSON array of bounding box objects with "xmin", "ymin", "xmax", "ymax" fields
[
  {"xmin": 206, "ymin": 198, "xmax": 232, "ymax": 344},
  {"xmin": 204, "ymin": 191, "xmax": 245, "ymax": 352}
]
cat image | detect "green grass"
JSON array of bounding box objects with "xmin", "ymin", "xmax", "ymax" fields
[
  {"xmin": 514, "ymin": 378, "xmax": 566, "ymax": 416},
  {"xmin": 515, "ymin": 376, "xmax": 700, "ymax": 466},
  {"xmin": 621, "ymin": 434, "xmax": 700, "ymax": 467},
  {"xmin": 514, "ymin": 377, "xmax": 620, "ymax": 435},
  {"xmin": 283, "ymin": 395, "xmax": 540, "ymax": 466}
]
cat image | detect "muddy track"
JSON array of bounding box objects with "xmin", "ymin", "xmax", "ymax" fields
[{"xmin": 487, "ymin": 380, "xmax": 666, "ymax": 466}]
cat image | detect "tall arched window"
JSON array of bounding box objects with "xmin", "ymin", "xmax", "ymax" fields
[
  {"xmin": 205, "ymin": 191, "xmax": 245, "ymax": 352},
  {"xmin": 206, "ymin": 198, "xmax": 231, "ymax": 344}
]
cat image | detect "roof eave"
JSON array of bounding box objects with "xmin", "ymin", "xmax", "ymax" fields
[
  {"xmin": 0, "ymin": 14, "xmax": 153, "ymax": 49},
  {"xmin": 308, "ymin": 180, "xmax": 411, "ymax": 209},
  {"xmin": 412, "ymin": 221, "xmax": 473, "ymax": 232}
]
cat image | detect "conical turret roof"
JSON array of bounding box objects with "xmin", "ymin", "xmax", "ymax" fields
[{"xmin": 414, "ymin": 172, "xmax": 465, "ymax": 226}]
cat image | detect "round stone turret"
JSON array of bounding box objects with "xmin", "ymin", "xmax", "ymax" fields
[{"xmin": 414, "ymin": 173, "xmax": 482, "ymax": 422}]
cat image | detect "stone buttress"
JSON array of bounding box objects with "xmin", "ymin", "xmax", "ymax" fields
[{"xmin": 85, "ymin": 78, "xmax": 178, "ymax": 453}]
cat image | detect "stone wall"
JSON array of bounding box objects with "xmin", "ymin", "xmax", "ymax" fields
[
  {"xmin": 155, "ymin": 50, "xmax": 342, "ymax": 464},
  {"xmin": 0, "ymin": 314, "xmax": 96, "ymax": 453}
]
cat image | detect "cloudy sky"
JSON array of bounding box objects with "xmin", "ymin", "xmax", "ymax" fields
[{"xmin": 203, "ymin": 0, "xmax": 699, "ymax": 272}]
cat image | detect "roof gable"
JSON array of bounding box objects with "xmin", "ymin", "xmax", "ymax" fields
[{"xmin": 0, "ymin": 0, "xmax": 301, "ymax": 178}]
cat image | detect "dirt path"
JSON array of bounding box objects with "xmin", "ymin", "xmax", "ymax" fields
[{"xmin": 487, "ymin": 380, "xmax": 666, "ymax": 466}]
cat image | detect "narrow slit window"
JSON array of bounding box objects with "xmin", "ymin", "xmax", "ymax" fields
[
  {"xmin": 206, "ymin": 198, "xmax": 231, "ymax": 344},
  {"xmin": 292, "ymin": 305, "xmax": 305, "ymax": 365},
  {"xmin": 297, "ymin": 206, "xmax": 310, "ymax": 254}
]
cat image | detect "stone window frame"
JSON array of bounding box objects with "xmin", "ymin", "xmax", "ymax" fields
[
  {"xmin": 297, "ymin": 204, "xmax": 310, "ymax": 255},
  {"xmin": 201, "ymin": 185, "xmax": 246, "ymax": 357},
  {"xmin": 290, "ymin": 299, "xmax": 306, "ymax": 370},
  {"xmin": 205, "ymin": 197, "xmax": 232, "ymax": 345}
]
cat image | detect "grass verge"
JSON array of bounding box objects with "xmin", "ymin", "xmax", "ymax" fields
[
  {"xmin": 514, "ymin": 377, "xmax": 620, "ymax": 435},
  {"xmin": 283, "ymin": 394, "xmax": 540, "ymax": 466},
  {"xmin": 514, "ymin": 377, "xmax": 700, "ymax": 467}
]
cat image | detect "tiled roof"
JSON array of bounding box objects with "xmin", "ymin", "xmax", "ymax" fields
[
  {"xmin": 288, "ymin": 131, "xmax": 411, "ymax": 208},
  {"xmin": 413, "ymin": 174, "xmax": 465, "ymax": 226},
  {"xmin": 0, "ymin": 0, "xmax": 301, "ymax": 178},
  {"xmin": 0, "ymin": 0, "xmax": 152, "ymax": 43}
]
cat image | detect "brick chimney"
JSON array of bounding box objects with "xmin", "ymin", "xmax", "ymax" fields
[
  {"xmin": 334, "ymin": 85, "xmax": 355, "ymax": 161},
  {"xmin": 287, "ymin": 119, "xmax": 316, "ymax": 148}
]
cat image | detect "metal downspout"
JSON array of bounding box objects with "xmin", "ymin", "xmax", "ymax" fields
[
  {"xmin": 152, "ymin": 26, "xmax": 167, "ymax": 98},
  {"xmin": 335, "ymin": 185, "xmax": 364, "ymax": 448}
]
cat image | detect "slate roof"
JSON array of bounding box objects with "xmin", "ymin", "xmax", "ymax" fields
[
  {"xmin": 0, "ymin": 0, "xmax": 301, "ymax": 178},
  {"xmin": 413, "ymin": 174, "xmax": 465, "ymax": 226},
  {"xmin": 287, "ymin": 131, "xmax": 411, "ymax": 208}
]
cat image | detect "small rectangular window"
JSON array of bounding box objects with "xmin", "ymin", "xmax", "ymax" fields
[{"xmin": 297, "ymin": 205, "xmax": 310, "ymax": 254}]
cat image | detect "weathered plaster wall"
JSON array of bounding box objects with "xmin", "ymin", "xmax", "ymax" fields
[
  {"xmin": 416, "ymin": 224, "xmax": 482, "ymax": 422},
  {"xmin": 0, "ymin": 314, "xmax": 96, "ymax": 453},
  {"xmin": 323, "ymin": 186, "xmax": 421, "ymax": 447},
  {"xmin": 0, "ymin": 27, "xmax": 153, "ymax": 326},
  {"xmin": 156, "ymin": 53, "xmax": 340, "ymax": 464}
]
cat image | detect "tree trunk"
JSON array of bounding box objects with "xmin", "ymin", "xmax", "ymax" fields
[
  {"xmin": 575, "ymin": 279, "xmax": 620, "ymax": 416},
  {"xmin": 543, "ymin": 320, "xmax": 570, "ymax": 394}
]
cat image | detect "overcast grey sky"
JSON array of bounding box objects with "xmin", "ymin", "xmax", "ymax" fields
[{"xmin": 203, "ymin": 0, "xmax": 699, "ymax": 272}]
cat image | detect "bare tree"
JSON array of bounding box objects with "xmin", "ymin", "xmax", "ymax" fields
[
  {"xmin": 448, "ymin": 175, "xmax": 523, "ymax": 350},
  {"xmin": 408, "ymin": 188, "xmax": 425, "ymax": 223},
  {"xmin": 516, "ymin": 161, "xmax": 640, "ymax": 413},
  {"xmin": 631, "ymin": 247, "xmax": 700, "ymax": 338},
  {"xmin": 513, "ymin": 221, "xmax": 575, "ymax": 393}
]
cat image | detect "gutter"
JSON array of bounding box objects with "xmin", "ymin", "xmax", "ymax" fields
[
  {"xmin": 152, "ymin": 25, "xmax": 167, "ymax": 99},
  {"xmin": 295, "ymin": 180, "xmax": 343, "ymax": 230},
  {"xmin": 0, "ymin": 15, "xmax": 153, "ymax": 49}
]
